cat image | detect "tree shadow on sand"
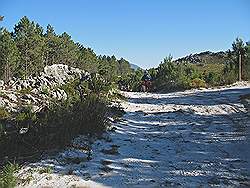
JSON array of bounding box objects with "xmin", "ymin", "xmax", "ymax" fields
[
  {"xmin": 15, "ymin": 88, "xmax": 250, "ymax": 187},
  {"xmin": 128, "ymin": 88, "xmax": 250, "ymax": 106}
]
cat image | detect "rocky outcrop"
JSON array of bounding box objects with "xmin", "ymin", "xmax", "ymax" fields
[
  {"xmin": 0, "ymin": 64, "xmax": 90, "ymax": 112},
  {"xmin": 8, "ymin": 64, "xmax": 89, "ymax": 91}
]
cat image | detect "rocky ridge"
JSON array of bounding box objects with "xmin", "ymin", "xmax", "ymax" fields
[
  {"xmin": 174, "ymin": 51, "xmax": 230, "ymax": 64},
  {"xmin": 0, "ymin": 64, "xmax": 90, "ymax": 113}
]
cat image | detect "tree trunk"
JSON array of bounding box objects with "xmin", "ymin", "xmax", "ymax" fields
[
  {"xmin": 4, "ymin": 58, "xmax": 10, "ymax": 83},
  {"xmin": 239, "ymin": 53, "xmax": 242, "ymax": 81}
]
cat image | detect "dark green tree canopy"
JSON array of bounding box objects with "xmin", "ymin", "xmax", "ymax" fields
[
  {"xmin": 0, "ymin": 28, "xmax": 19, "ymax": 81},
  {"xmin": 0, "ymin": 16, "xmax": 133, "ymax": 82}
]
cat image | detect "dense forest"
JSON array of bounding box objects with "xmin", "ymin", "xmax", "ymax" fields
[{"xmin": 0, "ymin": 16, "xmax": 133, "ymax": 84}]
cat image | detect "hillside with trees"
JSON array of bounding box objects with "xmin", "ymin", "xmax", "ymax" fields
[
  {"xmin": 147, "ymin": 38, "xmax": 250, "ymax": 92},
  {"xmin": 117, "ymin": 38, "xmax": 250, "ymax": 93}
]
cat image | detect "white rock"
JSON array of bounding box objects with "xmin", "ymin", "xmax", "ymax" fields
[
  {"xmin": 0, "ymin": 80, "xmax": 4, "ymax": 87},
  {"xmin": 44, "ymin": 64, "xmax": 70, "ymax": 84},
  {"xmin": 31, "ymin": 88, "xmax": 39, "ymax": 94},
  {"xmin": 0, "ymin": 98, "xmax": 6, "ymax": 107},
  {"xmin": 24, "ymin": 94, "xmax": 37, "ymax": 103},
  {"xmin": 31, "ymin": 105, "xmax": 40, "ymax": 113},
  {"xmin": 57, "ymin": 88, "xmax": 67, "ymax": 100},
  {"xmin": 0, "ymin": 64, "xmax": 89, "ymax": 113},
  {"xmin": 6, "ymin": 93, "xmax": 18, "ymax": 103}
]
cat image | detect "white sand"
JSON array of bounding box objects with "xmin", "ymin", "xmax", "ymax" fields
[{"xmin": 16, "ymin": 82, "xmax": 250, "ymax": 187}]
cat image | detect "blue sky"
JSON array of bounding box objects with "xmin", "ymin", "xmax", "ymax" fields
[{"xmin": 1, "ymin": 0, "xmax": 250, "ymax": 68}]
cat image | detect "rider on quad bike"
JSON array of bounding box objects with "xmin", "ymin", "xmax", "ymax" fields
[{"xmin": 141, "ymin": 70, "xmax": 152, "ymax": 92}]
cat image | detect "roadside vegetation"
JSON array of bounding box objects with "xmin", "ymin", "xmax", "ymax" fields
[
  {"xmin": 0, "ymin": 163, "xmax": 19, "ymax": 188},
  {"xmin": 0, "ymin": 75, "xmax": 124, "ymax": 162},
  {"xmin": 0, "ymin": 75, "xmax": 125, "ymax": 187},
  {"xmin": 151, "ymin": 38, "xmax": 249, "ymax": 92},
  {"xmin": 121, "ymin": 38, "xmax": 250, "ymax": 92}
]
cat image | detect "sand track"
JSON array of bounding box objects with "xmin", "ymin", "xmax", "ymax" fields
[{"xmin": 17, "ymin": 84, "xmax": 250, "ymax": 187}]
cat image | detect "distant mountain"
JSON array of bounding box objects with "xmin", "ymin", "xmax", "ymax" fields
[
  {"xmin": 174, "ymin": 51, "xmax": 230, "ymax": 64},
  {"xmin": 130, "ymin": 63, "xmax": 141, "ymax": 70}
]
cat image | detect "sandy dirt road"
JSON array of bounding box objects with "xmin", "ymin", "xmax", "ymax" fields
[{"xmin": 17, "ymin": 85, "xmax": 250, "ymax": 187}]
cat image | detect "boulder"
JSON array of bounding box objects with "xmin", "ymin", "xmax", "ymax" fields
[
  {"xmin": 44, "ymin": 64, "xmax": 71, "ymax": 84},
  {"xmin": 44, "ymin": 64, "xmax": 88, "ymax": 84}
]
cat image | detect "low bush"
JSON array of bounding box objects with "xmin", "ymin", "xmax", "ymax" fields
[
  {"xmin": 18, "ymin": 88, "xmax": 32, "ymax": 95},
  {"xmin": 38, "ymin": 166, "xmax": 53, "ymax": 174},
  {"xmin": 15, "ymin": 105, "xmax": 36, "ymax": 123},
  {"xmin": 0, "ymin": 108, "xmax": 10, "ymax": 119},
  {"xmin": 0, "ymin": 93, "xmax": 109, "ymax": 162},
  {"xmin": 190, "ymin": 78, "xmax": 206, "ymax": 88},
  {"xmin": 41, "ymin": 87, "xmax": 49, "ymax": 95},
  {"xmin": 0, "ymin": 74, "xmax": 116, "ymax": 169},
  {"xmin": 204, "ymin": 72, "xmax": 220, "ymax": 86},
  {"xmin": 0, "ymin": 163, "xmax": 19, "ymax": 188}
]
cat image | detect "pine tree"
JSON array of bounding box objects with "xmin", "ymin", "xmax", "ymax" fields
[
  {"xmin": 58, "ymin": 32, "xmax": 79, "ymax": 66},
  {"xmin": 118, "ymin": 58, "xmax": 132, "ymax": 75},
  {"xmin": 13, "ymin": 16, "xmax": 45, "ymax": 78},
  {"xmin": 232, "ymin": 37, "xmax": 247, "ymax": 81},
  {"xmin": 44, "ymin": 24, "xmax": 60, "ymax": 66},
  {"xmin": 245, "ymin": 41, "xmax": 250, "ymax": 80},
  {"xmin": 76, "ymin": 44, "xmax": 99, "ymax": 73},
  {"xmin": 0, "ymin": 28, "xmax": 19, "ymax": 82}
]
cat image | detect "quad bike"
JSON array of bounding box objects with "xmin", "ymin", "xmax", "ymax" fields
[{"xmin": 141, "ymin": 80, "xmax": 152, "ymax": 92}]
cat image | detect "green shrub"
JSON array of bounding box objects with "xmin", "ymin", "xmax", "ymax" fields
[
  {"xmin": 0, "ymin": 108, "xmax": 10, "ymax": 120},
  {"xmin": 117, "ymin": 69, "xmax": 144, "ymax": 92},
  {"xmin": 0, "ymin": 163, "xmax": 19, "ymax": 188},
  {"xmin": 77, "ymin": 94, "xmax": 109, "ymax": 133},
  {"xmin": 15, "ymin": 105, "xmax": 36, "ymax": 122},
  {"xmin": 18, "ymin": 88, "xmax": 32, "ymax": 95},
  {"xmin": 59, "ymin": 79, "xmax": 80, "ymax": 102},
  {"xmin": 0, "ymin": 123, "xmax": 4, "ymax": 139},
  {"xmin": 38, "ymin": 166, "xmax": 53, "ymax": 174},
  {"xmin": 204, "ymin": 72, "xmax": 220, "ymax": 86},
  {"xmin": 0, "ymin": 92, "xmax": 8, "ymax": 99},
  {"xmin": 0, "ymin": 93, "xmax": 110, "ymax": 161},
  {"xmin": 190, "ymin": 78, "xmax": 206, "ymax": 88},
  {"xmin": 88, "ymin": 73, "xmax": 113, "ymax": 96},
  {"xmin": 41, "ymin": 87, "xmax": 49, "ymax": 95}
]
